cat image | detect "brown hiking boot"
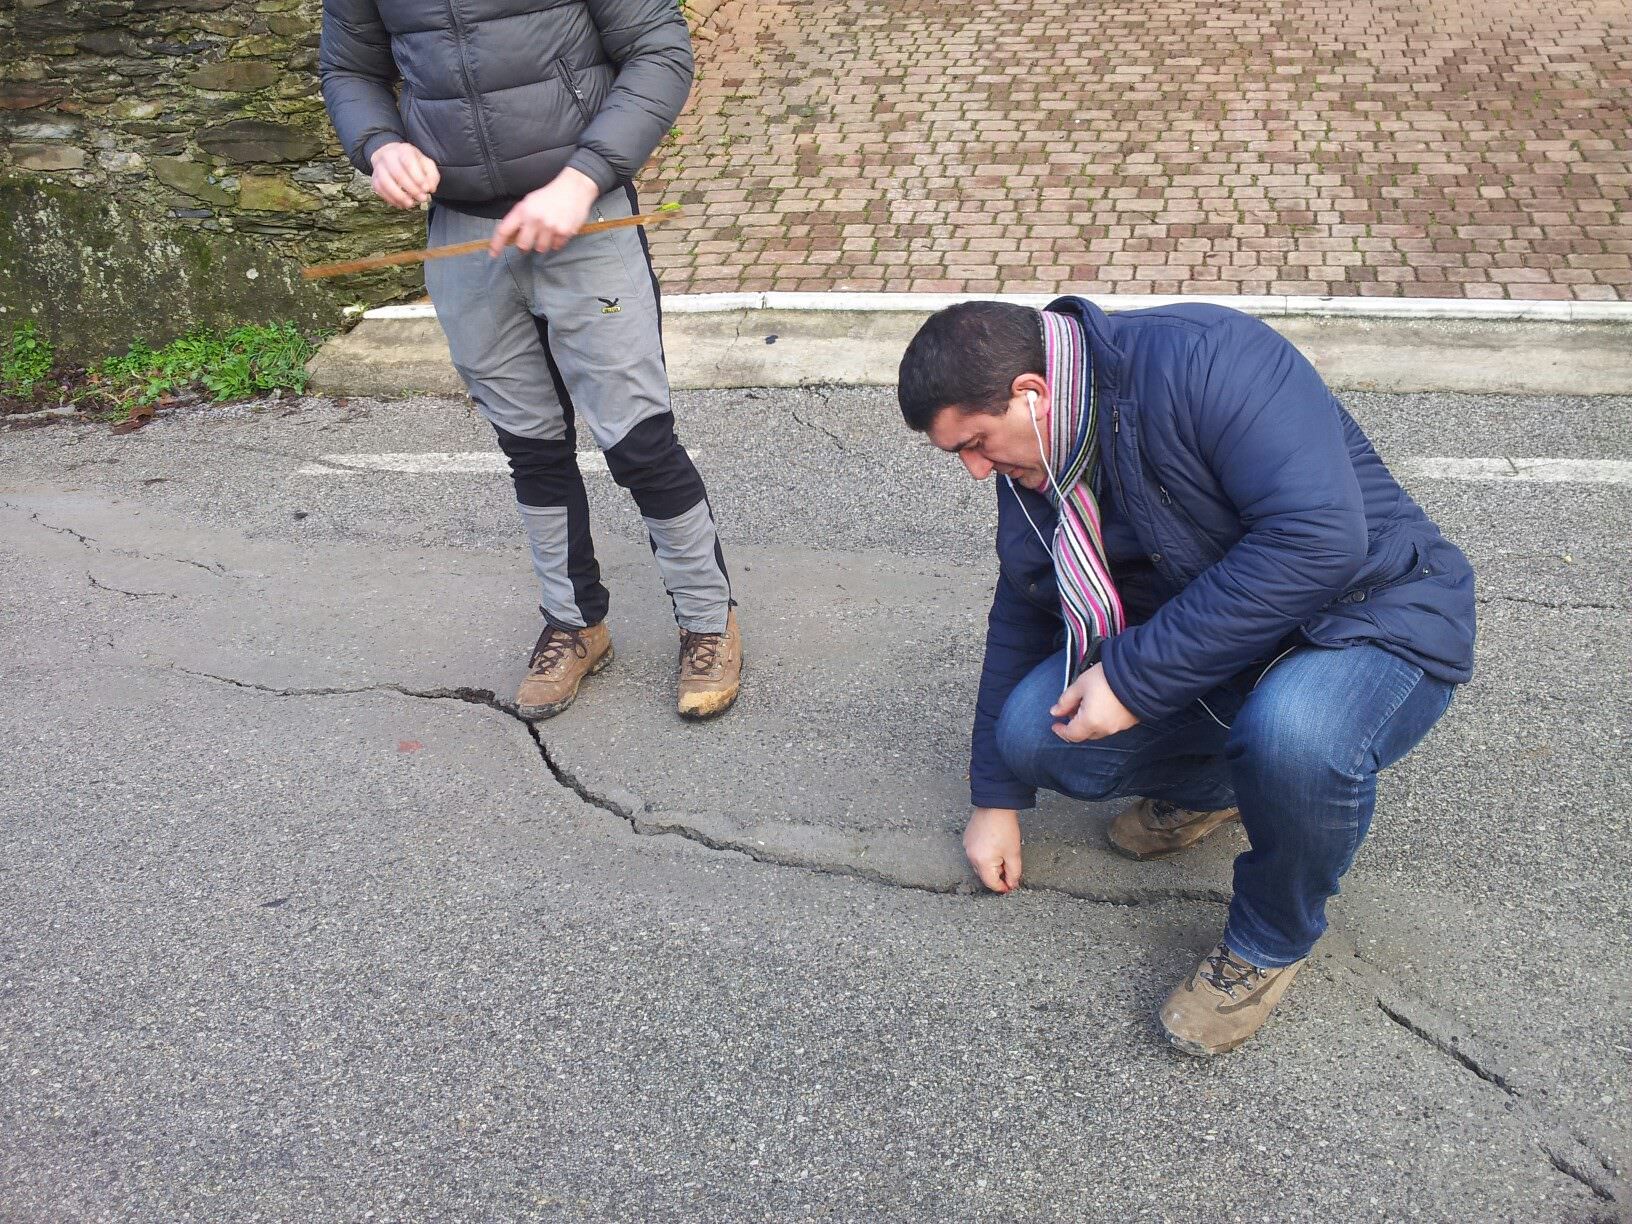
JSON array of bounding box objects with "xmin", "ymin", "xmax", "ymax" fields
[
  {"xmin": 1107, "ymin": 798, "xmax": 1240, "ymax": 860},
  {"xmin": 1160, "ymin": 943, "xmax": 1306, "ymax": 1057},
  {"xmin": 677, "ymin": 608, "xmax": 741, "ymax": 720},
  {"xmin": 514, "ymin": 622, "xmax": 612, "ymax": 721}
]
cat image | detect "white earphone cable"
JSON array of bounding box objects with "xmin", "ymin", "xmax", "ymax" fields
[
  {"xmin": 1026, "ymin": 390, "xmax": 1069, "ymax": 506},
  {"xmin": 1009, "ymin": 389, "xmax": 1076, "ymax": 690}
]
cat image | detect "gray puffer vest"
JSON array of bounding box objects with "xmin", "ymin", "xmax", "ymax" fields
[{"xmin": 319, "ymin": 0, "xmax": 693, "ymax": 203}]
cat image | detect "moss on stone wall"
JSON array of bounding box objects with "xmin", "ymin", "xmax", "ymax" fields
[{"xmin": 0, "ymin": 0, "xmax": 425, "ymax": 358}]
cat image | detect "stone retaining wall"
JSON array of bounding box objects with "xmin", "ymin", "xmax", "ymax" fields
[
  {"xmin": 1, "ymin": 0, "xmax": 431, "ymax": 357},
  {"xmin": 0, "ymin": 0, "xmax": 729, "ymax": 359}
]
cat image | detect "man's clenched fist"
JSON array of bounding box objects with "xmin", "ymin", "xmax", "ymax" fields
[{"xmin": 370, "ymin": 141, "xmax": 439, "ymax": 209}]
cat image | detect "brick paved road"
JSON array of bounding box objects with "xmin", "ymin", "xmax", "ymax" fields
[{"xmin": 639, "ymin": 0, "xmax": 1631, "ymax": 299}]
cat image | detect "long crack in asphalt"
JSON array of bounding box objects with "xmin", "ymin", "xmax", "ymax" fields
[{"xmin": 167, "ymin": 664, "xmax": 1632, "ymax": 1209}]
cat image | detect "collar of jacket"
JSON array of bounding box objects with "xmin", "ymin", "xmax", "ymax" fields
[{"xmin": 1044, "ymin": 295, "xmax": 1128, "ymax": 401}]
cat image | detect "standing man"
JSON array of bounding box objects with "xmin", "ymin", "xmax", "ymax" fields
[
  {"xmin": 897, "ymin": 299, "xmax": 1475, "ymax": 1055},
  {"xmin": 320, "ymin": 0, "xmax": 741, "ymax": 721}
]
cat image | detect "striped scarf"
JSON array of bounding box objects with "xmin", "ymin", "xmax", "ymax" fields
[{"xmin": 1039, "ymin": 309, "xmax": 1124, "ymax": 678}]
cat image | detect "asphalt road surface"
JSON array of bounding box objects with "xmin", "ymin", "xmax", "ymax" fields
[{"xmin": 3, "ymin": 386, "xmax": 1628, "ymax": 1221}]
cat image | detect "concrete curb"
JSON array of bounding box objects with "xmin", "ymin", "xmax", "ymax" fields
[
  {"xmin": 364, "ymin": 291, "xmax": 1632, "ymax": 324},
  {"xmin": 310, "ymin": 293, "xmax": 1632, "ymax": 399}
]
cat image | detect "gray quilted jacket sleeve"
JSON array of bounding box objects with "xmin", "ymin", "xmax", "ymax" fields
[
  {"xmin": 318, "ymin": 0, "xmax": 407, "ymax": 175},
  {"xmin": 569, "ymin": 0, "xmax": 695, "ymax": 192}
]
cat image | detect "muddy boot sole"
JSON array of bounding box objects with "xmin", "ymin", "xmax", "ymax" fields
[
  {"xmin": 1111, "ymin": 840, "xmax": 1187, "ymax": 863},
  {"xmin": 677, "ymin": 678, "xmax": 740, "ymax": 721},
  {"xmin": 1161, "ymin": 1022, "xmax": 1252, "ymax": 1058}
]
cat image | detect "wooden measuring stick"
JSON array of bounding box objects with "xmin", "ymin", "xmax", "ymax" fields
[{"xmin": 300, "ymin": 207, "xmax": 683, "ymax": 280}]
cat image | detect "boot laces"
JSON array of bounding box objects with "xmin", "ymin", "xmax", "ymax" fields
[
  {"xmin": 680, "ymin": 627, "xmax": 723, "ymax": 678},
  {"xmin": 1199, "ymin": 947, "xmax": 1268, "ymax": 1000},
  {"xmin": 530, "ymin": 625, "xmax": 588, "ymax": 674},
  {"xmin": 1148, "ymin": 799, "xmax": 1194, "ymax": 829}
]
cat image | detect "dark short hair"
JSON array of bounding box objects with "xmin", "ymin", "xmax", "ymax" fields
[{"xmin": 897, "ymin": 301, "xmax": 1044, "ymax": 432}]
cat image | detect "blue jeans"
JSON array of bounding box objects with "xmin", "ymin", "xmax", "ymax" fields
[{"xmin": 994, "ymin": 644, "xmax": 1455, "ymax": 967}]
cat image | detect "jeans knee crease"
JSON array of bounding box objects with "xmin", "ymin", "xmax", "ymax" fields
[{"xmin": 1343, "ymin": 666, "xmax": 1425, "ymax": 777}]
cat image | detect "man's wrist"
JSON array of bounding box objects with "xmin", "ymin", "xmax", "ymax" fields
[
  {"xmin": 972, "ymin": 789, "xmax": 1036, "ymax": 812},
  {"xmin": 1097, "ymin": 641, "xmax": 1155, "ymax": 725},
  {"xmin": 972, "ymin": 806, "xmax": 1020, "ymax": 824},
  {"xmin": 565, "ymin": 147, "xmax": 617, "ymax": 196},
  {"xmin": 364, "ymin": 135, "xmax": 407, "ymax": 170},
  {"xmin": 547, "ymin": 166, "xmax": 602, "ymax": 203}
]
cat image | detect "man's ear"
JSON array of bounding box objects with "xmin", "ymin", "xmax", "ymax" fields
[{"xmin": 1010, "ymin": 372, "xmax": 1049, "ymax": 418}]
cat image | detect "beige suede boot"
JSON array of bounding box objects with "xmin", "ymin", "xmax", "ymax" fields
[
  {"xmin": 515, "ymin": 622, "xmax": 613, "ymax": 721},
  {"xmin": 1107, "ymin": 798, "xmax": 1240, "ymax": 860},
  {"xmin": 677, "ymin": 609, "xmax": 741, "ymax": 720},
  {"xmin": 1160, "ymin": 944, "xmax": 1306, "ymax": 1056}
]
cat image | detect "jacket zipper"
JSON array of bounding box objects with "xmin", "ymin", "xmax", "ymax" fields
[
  {"xmin": 1107, "ymin": 400, "xmax": 1170, "ymax": 578},
  {"xmin": 1152, "ymin": 473, "xmax": 1226, "ymax": 565},
  {"xmin": 444, "ymin": 0, "xmax": 502, "ymax": 191},
  {"xmin": 559, "ymin": 61, "xmax": 592, "ymax": 124}
]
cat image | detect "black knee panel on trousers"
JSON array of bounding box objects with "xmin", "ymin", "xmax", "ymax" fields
[
  {"xmin": 603, "ymin": 413, "xmax": 707, "ymax": 522},
  {"xmin": 493, "ymin": 428, "xmax": 582, "ymax": 506},
  {"xmin": 492, "ymin": 424, "xmax": 608, "ymax": 626}
]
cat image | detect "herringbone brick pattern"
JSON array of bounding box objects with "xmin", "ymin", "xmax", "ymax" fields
[{"xmin": 639, "ymin": 0, "xmax": 1631, "ymax": 298}]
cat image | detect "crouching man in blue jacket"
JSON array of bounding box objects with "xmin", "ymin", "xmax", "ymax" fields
[{"xmin": 898, "ymin": 299, "xmax": 1476, "ymax": 1056}]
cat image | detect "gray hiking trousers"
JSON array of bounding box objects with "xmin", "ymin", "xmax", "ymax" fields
[{"xmin": 425, "ymin": 186, "xmax": 730, "ymax": 634}]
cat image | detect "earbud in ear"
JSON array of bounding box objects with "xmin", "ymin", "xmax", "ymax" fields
[{"xmin": 1026, "ymin": 390, "xmax": 1038, "ymax": 418}]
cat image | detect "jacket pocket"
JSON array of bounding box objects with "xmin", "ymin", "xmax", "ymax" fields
[
  {"xmin": 1001, "ymin": 560, "xmax": 1059, "ymax": 615},
  {"xmin": 1335, "ymin": 538, "xmax": 1427, "ymax": 608},
  {"xmin": 557, "ymin": 61, "xmax": 593, "ymax": 124},
  {"xmin": 1153, "ymin": 474, "xmax": 1226, "ymax": 567}
]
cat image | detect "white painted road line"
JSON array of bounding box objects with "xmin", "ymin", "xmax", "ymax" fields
[
  {"xmin": 1392, "ymin": 458, "xmax": 1632, "ymax": 485},
  {"xmin": 295, "ymin": 452, "xmax": 1630, "ymax": 486},
  {"xmin": 295, "ymin": 451, "xmax": 610, "ymax": 475}
]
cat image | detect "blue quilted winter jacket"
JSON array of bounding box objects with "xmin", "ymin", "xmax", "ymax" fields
[{"xmin": 970, "ymin": 297, "xmax": 1477, "ymax": 811}]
